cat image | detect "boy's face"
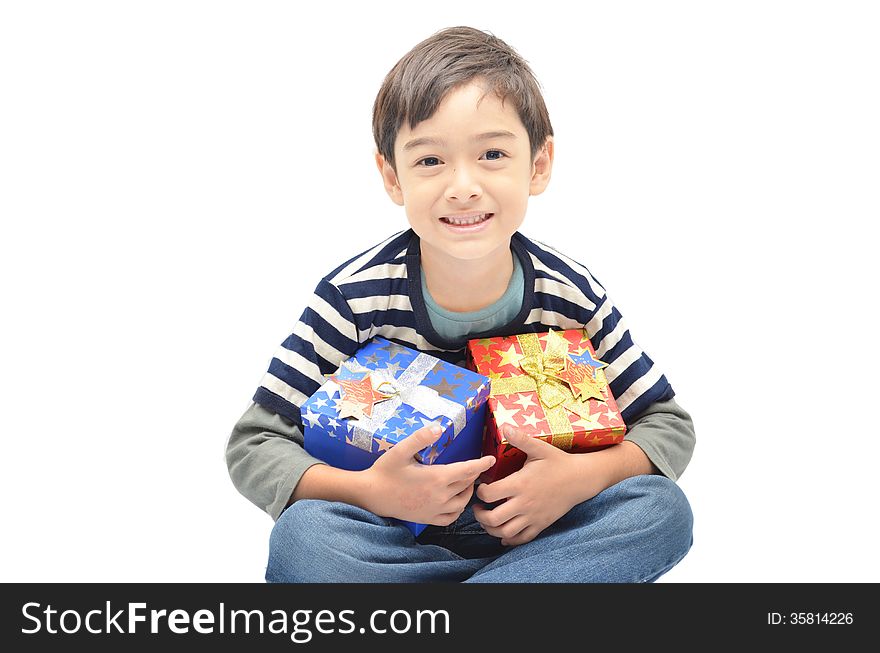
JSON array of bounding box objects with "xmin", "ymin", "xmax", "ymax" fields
[{"xmin": 376, "ymin": 79, "xmax": 553, "ymax": 263}]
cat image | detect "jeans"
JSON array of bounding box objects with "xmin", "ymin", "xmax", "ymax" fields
[{"xmin": 265, "ymin": 474, "xmax": 693, "ymax": 583}]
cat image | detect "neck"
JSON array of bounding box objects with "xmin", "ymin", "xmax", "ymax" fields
[{"xmin": 420, "ymin": 240, "xmax": 514, "ymax": 313}]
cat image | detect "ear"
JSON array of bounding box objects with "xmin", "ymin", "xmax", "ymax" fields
[
  {"xmin": 529, "ymin": 136, "xmax": 554, "ymax": 196},
  {"xmin": 375, "ymin": 151, "xmax": 404, "ymax": 206}
]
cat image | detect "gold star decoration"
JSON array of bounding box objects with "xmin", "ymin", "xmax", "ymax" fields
[
  {"xmin": 425, "ymin": 377, "xmax": 461, "ymax": 399},
  {"xmin": 382, "ymin": 342, "xmax": 414, "ymax": 361},
  {"xmin": 374, "ymin": 437, "xmax": 394, "ymax": 453},
  {"xmin": 497, "ymin": 344, "xmax": 524, "ymax": 369},
  {"xmin": 423, "ymin": 444, "xmax": 441, "ymax": 464},
  {"xmin": 568, "ymin": 375, "xmax": 606, "ymax": 402},
  {"xmin": 334, "ymin": 375, "xmax": 394, "ymax": 420}
]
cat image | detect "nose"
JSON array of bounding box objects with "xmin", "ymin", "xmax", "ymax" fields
[{"xmin": 445, "ymin": 165, "xmax": 482, "ymax": 203}]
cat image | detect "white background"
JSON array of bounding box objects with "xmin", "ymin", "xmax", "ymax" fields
[{"xmin": 1, "ymin": 1, "xmax": 878, "ymax": 583}]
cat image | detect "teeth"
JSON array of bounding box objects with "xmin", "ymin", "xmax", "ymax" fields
[{"xmin": 444, "ymin": 213, "xmax": 491, "ymax": 225}]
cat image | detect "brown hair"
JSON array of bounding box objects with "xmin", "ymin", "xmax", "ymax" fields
[{"xmin": 372, "ymin": 26, "xmax": 553, "ymax": 172}]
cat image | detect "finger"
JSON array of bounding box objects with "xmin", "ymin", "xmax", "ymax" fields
[
  {"xmin": 445, "ymin": 484, "xmax": 475, "ymax": 514},
  {"xmin": 444, "ymin": 482, "xmax": 474, "ymax": 507},
  {"xmin": 431, "ymin": 511, "xmax": 460, "ymax": 527},
  {"xmin": 388, "ymin": 423, "xmax": 443, "ymax": 461},
  {"xmin": 441, "ymin": 455, "xmax": 496, "ymax": 483},
  {"xmin": 502, "ymin": 425, "xmax": 552, "ymax": 458},
  {"xmin": 475, "ymin": 476, "xmax": 516, "ymax": 504},
  {"xmin": 472, "ymin": 497, "xmax": 521, "ymax": 529},
  {"xmin": 432, "ymin": 486, "xmax": 474, "ymax": 526},
  {"xmin": 483, "ymin": 515, "xmax": 530, "ymax": 542},
  {"xmin": 503, "ymin": 525, "xmax": 540, "ymax": 547},
  {"xmin": 447, "ymin": 473, "xmax": 480, "ymax": 494}
]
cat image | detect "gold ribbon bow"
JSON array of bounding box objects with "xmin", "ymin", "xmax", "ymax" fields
[
  {"xmin": 489, "ymin": 330, "xmax": 606, "ymax": 449},
  {"xmin": 517, "ymin": 332, "xmax": 572, "ymax": 409}
]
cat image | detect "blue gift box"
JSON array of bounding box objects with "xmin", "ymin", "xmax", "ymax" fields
[{"xmin": 301, "ymin": 337, "xmax": 491, "ymax": 536}]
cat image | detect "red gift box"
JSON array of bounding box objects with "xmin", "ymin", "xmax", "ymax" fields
[{"xmin": 466, "ymin": 329, "xmax": 626, "ymax": 482}]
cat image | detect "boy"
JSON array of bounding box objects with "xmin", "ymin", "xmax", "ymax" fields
[{"xmin": 227, "ymin": 26, "xmax": 694, "ymax": 583}]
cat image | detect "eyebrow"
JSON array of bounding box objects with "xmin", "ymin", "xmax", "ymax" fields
[{"xmin": 402, "ymin": 130, "xmax": 517, "ymax": 152}]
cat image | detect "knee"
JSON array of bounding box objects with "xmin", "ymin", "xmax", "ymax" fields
[
  {"xmin": 580, "ymin": 475, "xmax": 693, "ymax": 557},
  {"xmin": 623, "ymin": 474, "xmax": 691, "ymax": 525},
  {"xmin": 265, "ymin": 499, "xmax": 352, "ymax": 583},
  {"xmin": 617, "ymin": 475, "xmax": 694, "ymax": 565}
]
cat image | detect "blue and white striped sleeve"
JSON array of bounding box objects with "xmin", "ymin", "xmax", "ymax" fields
[
  {"xmin": 584, "ymin": 292, "xmax": 675, "ymax": 424},
  {"xmin": 253, "ymin": 278, "xmax": 361, "ymax": 425}
]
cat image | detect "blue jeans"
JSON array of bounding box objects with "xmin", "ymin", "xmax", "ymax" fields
[{"xmin": 265, "ymin": 474, "xmax": 693, "ymax": 583}]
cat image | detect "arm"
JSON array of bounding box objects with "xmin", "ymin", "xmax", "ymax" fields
[
  {"xmin": 228, "ymin": 272, "xmax": 496, "ymax": 524},
  {"xmin": 226, "ymin": 401, "xmax": 495, "ymax": 525},
  {"xmin": 562, "ymin": 396, "xmax": 695, "ymax": 504},
  {"xmin": 621, "ymin": 396, "xmax": 695, "ymax": 481},
  {"xmin": 474, "ymin": 396, "xmax": 696, "ymax": 545},
  {"xmin": 224, "ymin": 402, "xmax": 380, "ymax": 518},
  {"xmin": 225, "ymin": 401, "xmax": 328, "ymax": 521},
  {"xmin": 226, "ymin": 277, "xmax": 366, "ymax": 521}
]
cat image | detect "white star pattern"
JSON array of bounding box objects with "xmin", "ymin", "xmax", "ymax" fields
[
  {"xmin": 302, "ymin": 408, "xmax": 323, "ymax": 429},
  {"xmin": 313, "ymin": 397, "xmax": 329, "ymax": 408},
  {"xmin": 327, "ymin": 418, "xmax": 341, "ymax": 429},
  {"xmin": 521, "ymin": 412, "xmax": 542, "ymax": 429},
  {"xmin": 572, "ymin": 413, "xmax": 601, "ymax": 429},
  {"xmin": 492, "ymin": 403, "xmax": 520, "ymax": 428},
  {"xmin": 513, "ymin": 393, "xmax": 537, "ymax": 411},
  {"xmin": 604, "ymin": 409, "xmax": 618, "ymax": 423}
]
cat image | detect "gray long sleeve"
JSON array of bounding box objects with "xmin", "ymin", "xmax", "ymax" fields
[
  {"xmin": 226, "ymin": 397, "xmax": 695, "ymax": 521},
  {"xmin": 623, "ymin": 397, "xmax": 695, "ymax": 480},
  {"xmin": 225, "ymin": 403, "xmax": 327, "ymax": 521}
]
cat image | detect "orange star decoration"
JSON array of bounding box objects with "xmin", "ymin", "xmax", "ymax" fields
[
  {"xmin": 333, "ymin": 374, "xmax": 395, "ymax": 421},
  {"xmin": 554, "ymin": 357, "xmax": 608, "ymax": 402}
]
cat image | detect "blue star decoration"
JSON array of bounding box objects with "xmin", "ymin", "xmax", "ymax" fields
[
  {"xmin": 304, "ymin": 337, "xmax": 492, "ymax": 460},
  {"xmin": 569, "ymin": 347, "xmax": 608, "ymax": 375},
  {"xmin": 329, "ymin": 365, "xmax": 367, "ymax": 383}
]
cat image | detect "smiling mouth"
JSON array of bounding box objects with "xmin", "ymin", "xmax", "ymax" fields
[{"xmin": 439, "ymin": 213, "xmax": 494, "ymax": 226}]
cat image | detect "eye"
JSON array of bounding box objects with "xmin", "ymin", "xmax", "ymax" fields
[
  {"xmin": 416, "ymin": 156, "xmax": 442, "ymax": 167},
  {"xmin": 483, "ymin": 150, "xmax": 506, "ymax": 161}
]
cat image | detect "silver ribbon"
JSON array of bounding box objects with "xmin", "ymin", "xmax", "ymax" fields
[{"xmin": 322, "ymin": 353, "xmax": 467, "ymax": 453}]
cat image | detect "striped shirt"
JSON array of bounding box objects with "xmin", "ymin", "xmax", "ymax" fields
[{"xmin": 254, "ymin": 228, "xmax": 674, "ymax": 429}]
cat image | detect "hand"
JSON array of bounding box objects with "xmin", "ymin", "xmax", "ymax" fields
[
  {"xmin": 473, "ymin": 425, "xmax": 584, "ymax": 546},
  {"xmin": 361, "ymin": 424, "xmax": 496, "ymax": 526}
]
